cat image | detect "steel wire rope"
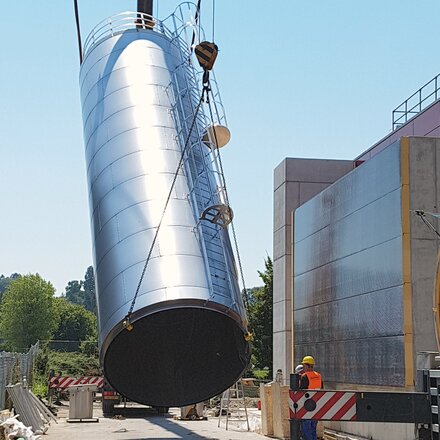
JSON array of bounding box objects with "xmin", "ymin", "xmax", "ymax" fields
[
  {"xmin": 413, "ymin": 209, "xmax": 440, "ymax": 238},
  {"xmin": 124, "ymin": 93, "xmax": 206, "ymax": 326},
  {"xmin": 73, "ymin": 0, "xmax": 83, "ymax": 64},
  {"xmin": 190, "ymin": 0, "xmax": 202, "ymax": 53},
  {"xmin": 212, "ymin": 0, "xmax": 216, "ymax": 42},
  {"xmin": 205, "ymin": 81, "xmax": 251, "ymax": 318}
]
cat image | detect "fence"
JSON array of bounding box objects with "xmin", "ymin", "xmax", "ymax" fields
[
  {"xmin": 0, "ymin": 342, "xmax": 39, "ymax": 410},
  {"xmin": 392, "ymin": 72, "xmax": 440, "ymax": 130}
]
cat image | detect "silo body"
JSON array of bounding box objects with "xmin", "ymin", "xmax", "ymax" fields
[{"xmin": 79, "ymin": 19, "xmax": 249, "ymax": 407}]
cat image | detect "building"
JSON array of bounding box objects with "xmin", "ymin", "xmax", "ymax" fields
[{"xmin": 273, "ymin": 75, "xmax": 440, "ymax": 439}]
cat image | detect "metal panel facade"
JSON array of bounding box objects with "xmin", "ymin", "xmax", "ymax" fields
[{"xmin": 293, "ymin": 141, "xmax": 405, "ymax": 386}]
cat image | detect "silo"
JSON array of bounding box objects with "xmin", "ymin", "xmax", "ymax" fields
[{"xmin": 79, "ymin": 9, "xmax": 250, "ymax": 407}]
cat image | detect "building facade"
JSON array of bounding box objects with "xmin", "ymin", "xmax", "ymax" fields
[{"xmin": 273, "ymin": 97, "xmax": 440, "ymax": 439}]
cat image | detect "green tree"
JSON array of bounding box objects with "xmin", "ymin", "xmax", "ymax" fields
[
  {"xmin": 65, "ymin": 280, "xmax": 84, "ymax": 305},
  {"xmin": 53, "ymin": 298, "xmax": 97, "ymax": 342},
  {"xmin": 0, "ymin": 274, "xmax": 57, "ymax": 350},
  {"xmin": 248, "ymin": 257, "xmax": 273, "ymax": 376},
  {"xmin": 83, "ymin": 266, "xmax": 97, "ymax": 315},
  {"xmin": 0, "ymin": 273, "xmax": 21, "ymax": 301}
]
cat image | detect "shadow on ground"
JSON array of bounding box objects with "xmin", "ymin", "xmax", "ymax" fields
[{"xmin": 107, "ymin": 409, "xmax": 214, "ymax": 439}]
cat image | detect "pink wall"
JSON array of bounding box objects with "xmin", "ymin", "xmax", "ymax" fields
[{"xmin": 355, "ymin": 100, "xmax": 440, "ymax": 162}]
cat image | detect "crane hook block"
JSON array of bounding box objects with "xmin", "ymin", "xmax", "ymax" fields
[
  {"xmin": 244, "ymin": 331, "xmax": 254, "ymax": 342},
  {"xmin": 195, "ymin": 41, "xmax": 218, "ymax": 71},
  {"xmin": 123, "ymin": 317, "xmax": 134, "ymax": 332}
]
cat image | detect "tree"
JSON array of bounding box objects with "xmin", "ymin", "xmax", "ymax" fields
[
  {"xmin": 64, "ymin": 266, "xmax": 97, "ymax": 316},
  {"xmin": 0, "ymin": 273, "xmax": 21, "ymax": 302},
  {"xmin": 248, "ymin": 257, "xmax": 273, "ymax": 376},
  {"xmin": 0, "ymin": 274, "xmax": 57, "ymax": 350},
  {"xmin": 53, "ymin": 298, "xmax": 97, "ymax": 342},
  {"xmin": 83, "ymin": 266, "xmax": 97, "ymax": 315},
  {"xmin": 65, "ymin": 280, "xmax": 84, "ymax": 305}
]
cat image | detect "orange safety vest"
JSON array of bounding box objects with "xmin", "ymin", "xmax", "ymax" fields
[{"xmin": 302, "ymin": 371, "xmax": 322, "ymax": 389}]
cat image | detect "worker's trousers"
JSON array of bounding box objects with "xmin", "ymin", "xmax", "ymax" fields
[{"xmin": 301, "ymin": 420, "xmax": 317, "ymax": 440}]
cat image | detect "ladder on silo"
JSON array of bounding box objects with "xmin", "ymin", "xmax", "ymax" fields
[{"xmin": 218, "ymin": 380, "xmax": 249, "ymax": 431}]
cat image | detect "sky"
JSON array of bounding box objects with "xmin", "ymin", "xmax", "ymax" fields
[{"xmin": 1, "ymin": 0, "xmax": 440, "ymax": 294}]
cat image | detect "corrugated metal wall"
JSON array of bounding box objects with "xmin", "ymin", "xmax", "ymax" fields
[{"xmin": 293, "ymin": 141, "xmax": 406, "ymax": 386}]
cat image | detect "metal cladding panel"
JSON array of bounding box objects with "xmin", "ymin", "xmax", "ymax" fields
[
  {"xmin": 294, "ymin": 141, "xmax": 405, "ymax": 386},
  {"xmin": 80, "ymin": 27, "xmax": 249, "ymax": 406},
  {"xmin": 295, "ymin": 337, "xmax": 405, "ymax": 386}
]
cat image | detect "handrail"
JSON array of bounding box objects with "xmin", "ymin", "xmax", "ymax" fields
[
  {"xmin": 82, "ymin": 4, "xmax": 203, "ymax": 59},
  {"xmin": 392, "ymin": 73, "xmax": 440, "ymax": 130}
]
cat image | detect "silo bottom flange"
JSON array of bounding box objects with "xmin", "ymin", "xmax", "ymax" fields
[{"xmin": 102, "ymin": 304, "xmax": 250, "ymax": 407}]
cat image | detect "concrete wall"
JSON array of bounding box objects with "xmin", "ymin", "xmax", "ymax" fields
[
  {"xmin": 273, "ymin": 158, "xmax": 353, "ymax": 382},
  {"xmin": 282, "ymin": 137, "xmax": 440, "ymax": 440},
  {"xmin": 409, "ymin": 137, "xmax": 440, "ymax": 359}
]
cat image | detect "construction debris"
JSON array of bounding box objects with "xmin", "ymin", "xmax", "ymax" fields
[
  {"xmin": 7, "ymin": 384, "xmax": 55, "ymax": 434},
  {"xmin": 1, "ymin": 415, "xmax": 40, "ymax": 440}
]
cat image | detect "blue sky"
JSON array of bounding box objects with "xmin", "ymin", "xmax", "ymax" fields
[{"xmin": 1, "ymin": 0, "xmax": 440, "ymax": 293}]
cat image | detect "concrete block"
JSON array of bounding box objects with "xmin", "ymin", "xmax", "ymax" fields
[
  {"xmin": 436, "ymin": 138, "xmax": 440, "ymax": 211},
  {"xmin": 333, "ymin": 421, "xmax": 415, "ymax": 440},
  {"xmin": 273, "ymin": 255, "xmax": 291, "ymax": 304},
  {"xmin": 273, "ymin": 299, "xmax": 292, "ymax": 333},
  {"xmin": 409, "ymin": 137, "xmax": 438, "ymax": 240},
  {"xmin": 273, "ymin": 225, "xmax": 291, "ymax": 261},
  {"xmin": 411, "ymin": 238, "xmax": 438, "ymax": 354},
  {"xmin": 274, "ymin": 160, "xmax": 286, "ymax": 191},
  {"xmin": 272, "ymin": 383, "xmax": 290, "ymax": 439},
  {"xmin": 284, "ymin": 158, "xmax": 352, "ymax": 184},
  {"xmin": 260, "ymin": 383, "xmax": 273, "ymax": 437},
  {"xmin": 274, "ymin": 182, "xmax": 301, "ymax": 232},
  {"xmin": 273, "ymin": 331, "xmax": 291, "ymax": 383},
  {"xmin": 274, "ymin": 184, "xmax": 286, "ymax": 233},
  {"xmin": 299, "ymin": 182, "xmax": 332, "ymax": 205}
]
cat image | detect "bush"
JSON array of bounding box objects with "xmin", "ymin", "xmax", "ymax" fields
[
  {"xmin": 252, "ymin": 369, "xmax": 270, "ymax": 380},
  {"xmin": 32, "ymin": 347, "xmax": 100, "ymax": 398},
  {"xmin": 48, "ymin": 351, "xmax": 100, "ymax": 377}
]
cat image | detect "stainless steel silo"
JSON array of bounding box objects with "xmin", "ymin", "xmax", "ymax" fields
[{"xmin": 79, "ymin": 10, "xmax": 250, "ymax": 407}]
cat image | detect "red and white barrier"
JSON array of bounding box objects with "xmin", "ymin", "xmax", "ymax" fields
[
  {"xmin": 49, "ymin": 376, "xmax": 104, "ymax": 389},
  {"xmin": 289, "ymin": 390, "xmax": 357, "ymax": 421}
]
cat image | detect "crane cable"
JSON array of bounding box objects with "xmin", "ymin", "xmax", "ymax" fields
[
  {"xmin": 73, "ymin": 0, "xmax": 83, "ymax": 64},
  {"xmin": 190, "ymin": 0, "xmax": 202, "ymax": 52},
  {"xmin": 212, "ymin": 0, "xmax": 216, "ymax": 42},
  {"xmin": 205, "ymin": 80, "xmax": 252, "ymax": 335},
  {"xmin": 123, "ymin": 91, "xmax": 207, "ymax": 331}
]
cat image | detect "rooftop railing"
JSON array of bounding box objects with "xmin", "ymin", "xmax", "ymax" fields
[{"xmin": 392, "ymin": 73, "xmax": 440, "ymax": 130}]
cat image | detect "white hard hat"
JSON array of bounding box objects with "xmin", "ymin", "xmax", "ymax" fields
[{"xmin": 295, "ymin": 364, "xmax": 304, "ymax": 374}]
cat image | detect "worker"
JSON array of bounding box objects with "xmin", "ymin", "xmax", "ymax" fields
[{"xmin": 300, "ymin": 355, "xmax": 322, "ymax": 440}]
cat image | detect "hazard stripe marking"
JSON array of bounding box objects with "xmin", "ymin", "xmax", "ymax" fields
[
  {"xmin": 331, "ymin": 394, "xmax": 357, "ymax": 421},
  {"xmin": 289, "ymin": 390, "xmax": 357, "ymax": 421},
  {"xmin": 49, "ymin": 376, "xmax": 104, "ymax": 389}
]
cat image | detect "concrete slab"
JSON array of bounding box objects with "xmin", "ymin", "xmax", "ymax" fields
[{"xmin": 46, "ymin": 404, "xmax": 265, "ymax": 440}]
